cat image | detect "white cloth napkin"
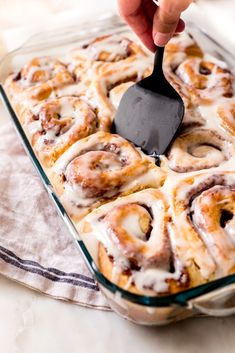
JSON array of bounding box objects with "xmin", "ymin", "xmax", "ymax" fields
[{"xmin": 0, "ymin": 122, "xmax": 110, "ymax": 310}]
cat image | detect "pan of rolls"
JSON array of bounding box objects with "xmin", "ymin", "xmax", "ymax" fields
[{"xmin": 1, "ymin": 15, "xmax": 235, "ymax": 325}]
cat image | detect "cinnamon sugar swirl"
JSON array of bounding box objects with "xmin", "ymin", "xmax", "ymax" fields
[
  {"xmin": 21, "ymin": 97, "xmax": 106, "ymax": 167},
  {"xmin": 50, "ymin": 132, "xmax": 165, "ymax": 221},
  {"xmin": 175, "ymin": 57, "xmax": 234, "ymax": 105}
]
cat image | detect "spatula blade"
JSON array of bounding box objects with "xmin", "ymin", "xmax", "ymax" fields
[{"xmin": 113, "ymin": 82, "xmax": 184, "ymax": 156}]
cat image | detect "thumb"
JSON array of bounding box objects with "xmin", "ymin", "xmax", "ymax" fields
[
  {"xmin": 153, "ymin": 0, "xmax": 192, "ymax": 47},
  {"xmin": 153, "ymin": 7, "xmax": 180, "ymax": 47}
]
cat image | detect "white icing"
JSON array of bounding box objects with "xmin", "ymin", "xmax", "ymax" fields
[
  {"xmin": 169, "ymin": 32, "xmax": 195, "ymax": 50},
  {"xmin": 109, "ymin": 82, "xmax": 134, "ymax": 109},
  {"xmin": 54, "ymin": 82, "xmax": 87, "ymax": 97},
  {"xmin": 19, "ymin": 58, "xmax": 62, "ymax": 88},
  {"xmin": 134, "ymin": 269, "xmax": 175, "ymax": 294},
  {"xmin": 122, "ymin": 214, "xmax": 146, "ymax": 240},
  {"xmin": 72, "ymin": 35, "xmax": 131, "ymax": 62},
  {"xmin": 203, "ymin": 53, "xmax": 228, "ymax": 69},
  {"xmin": 176, "ymin": 56, "xmax": 232, "ymax": 102},
  {"xmin": 26, "ymin": 120, "xmax": 43, "ymax": 136}
]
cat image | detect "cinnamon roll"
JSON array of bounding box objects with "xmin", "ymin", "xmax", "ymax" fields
[
  {"xmin": 50, "ymin": 132, "xmax": 165, "ymax": 221},
  {"xmin": 87, "ymin": 48, "xmax": 151, "ymax": 120},
  {"xmin": 171, "ymin": 172, "xmax": 235, "ymax": 280},
  {"xmin": 5, "ymin": 57, "xmax": 75, "ymax": 114},
  {"xmin": 217, "ymin": 98, "xmax": 235, "ymax": 137},
  {"xmin": 167, "ymin": 128, "xmax": 234, "ymax": 173},
  {"xmin": 78, "ymin": 189, "xmax": 190, "ymax": 295},
  {"xmin": 69, "ymin": 34, "xmax": 152, "ymax": 119},
  {"xmin": 175, "ymin": 57, "xmax": 234, "ymax": 105},
  {"xmin": 21, "ymin": 96, "xmax": 105, "ymax": 167},
  {"xmin": 69, "ymin": 34, "xmax": 149, "ymax": 78}
]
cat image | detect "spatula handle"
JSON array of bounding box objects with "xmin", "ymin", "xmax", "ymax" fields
[{"xmin": 153, "ymin": 46, "xmax": 165, "ymax": 77}]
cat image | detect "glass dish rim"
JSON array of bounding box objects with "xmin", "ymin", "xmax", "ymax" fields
[{"xmin": 0, "ymin": 14, "xmax": 235, "ymax": 308}]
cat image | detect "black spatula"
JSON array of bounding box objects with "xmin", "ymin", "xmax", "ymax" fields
[{"xmin": 113, "ymin": 46, "xmax": 184, "ymax": 156}]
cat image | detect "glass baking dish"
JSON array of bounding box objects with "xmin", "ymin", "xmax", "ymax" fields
[{"xmin": 0, "ymin": 14, "xmax": 235, "ymax": 326}]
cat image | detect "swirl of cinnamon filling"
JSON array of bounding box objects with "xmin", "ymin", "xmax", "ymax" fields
[
  {"xmin": 50, "ymin": 132, "xmax": 165, "ymax": 220},
  {"xmin": 175, "ymin": 57, "xmax": 233, "ymax": 105},
  {"xmin": 217, "ymin": 99, "xmax": 235, "ymax": 137},
  {"xmin": 21, "ymin": 97, "xmax": 101, "ymax": 167},
  {"xmin": 171, "ymin": 172, "xmax": 235, "ymax": 282},
  {"xmin": 5, "ymin": 57, "xmax": 74, "ymax": 105},
  {"xmin": 78, "ymin": 189, "xmax": 189, "ymax": 295},
  {"xmin": 167, "ymin": 129, "xmax": 234, "ymax": 172}
]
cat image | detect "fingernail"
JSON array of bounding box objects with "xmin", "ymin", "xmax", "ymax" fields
[{"xmin": 154, "ymin": 32, "xmax": 172, "ymax": 47}]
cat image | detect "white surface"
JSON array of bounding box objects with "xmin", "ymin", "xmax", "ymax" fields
[
  {"xmin": 0, "ymin": 0, "xmax": 235, "ymax": 352},
  {"xmin": 0, "ymin": 275, "xmax": 235, "ymax": 353},
  {"xmin": 183, "ymin": 0, "xmax": 235, "ymax": 53}
]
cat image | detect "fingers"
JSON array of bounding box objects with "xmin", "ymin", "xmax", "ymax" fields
[
  {"xmin": 118, "ymin": 0, "xmax": 156, "ymax": 52},
  {"xmin": 118, "ymin": 0, "xmax": 192, "ymax": 50},
  {"xmin": 153, "ymin": 0, "xmax": 192, "ymax": 46}
]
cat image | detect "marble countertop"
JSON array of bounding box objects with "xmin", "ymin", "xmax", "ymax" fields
[
  {"xmin": 0, "ymin": 274, "xmax": 235, "ymax": 353},
  {"xmin": 0, "ymin": 1, "xmax": 235, "ymax": 352}
]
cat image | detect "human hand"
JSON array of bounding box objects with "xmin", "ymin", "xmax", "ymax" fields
[{"xmin": 118, "ymin": 0, "xmax": 193, "ymax": 51}]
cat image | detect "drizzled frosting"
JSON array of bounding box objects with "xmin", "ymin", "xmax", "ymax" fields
[
  {"xmin": 23, "ymin": 96, "xmax": 98, "ymax": 166},
  {"xmin": 175, "ymin": 57, "xmax": 233, "ymax": 104},
  {"xmin": 71, "ymin": 35, "xmax": 132, "ymax": 63}
]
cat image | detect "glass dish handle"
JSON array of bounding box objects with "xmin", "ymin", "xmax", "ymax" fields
[{"xmin": 188, "ymin": 283, "xmax": 235, "ymax": 317}]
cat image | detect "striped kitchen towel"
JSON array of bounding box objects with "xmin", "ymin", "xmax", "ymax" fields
[{"xmin": 0, "ymin": 122, "xmax": 110, "ymax": 310}]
